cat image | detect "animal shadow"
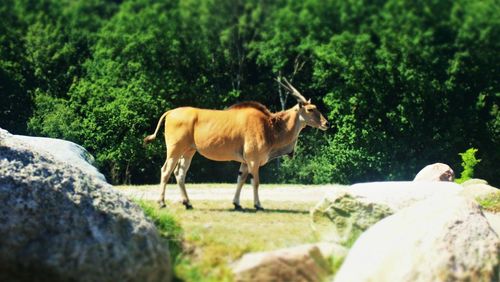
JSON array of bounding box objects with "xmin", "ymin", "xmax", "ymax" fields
[{"xmin": 207, "ymin": 207, "xmax": 309, "ymax": 215}]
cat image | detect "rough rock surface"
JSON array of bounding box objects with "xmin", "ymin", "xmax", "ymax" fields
[
  {"xmin": 232, "ymin": 243, "xmax": 338, "ymax": 282},
  {"xmin": 334, "ymin": 195, "xmax": 500, "ymax": 282},
  {"xmin": 14, "ymin": 131, "xmax": 106, "ymax": 182},
  {"xmin": 0, "ymin": 129, "xmax": 171, "ymax": 282},
  {"xmin": 413, "ymin": 162, "xmax": 454, "ymax": 181},
  {"xmin": 311, "ymin": 192, "xmax": 393, "ymax": 245},
  {"xmin": 339, "ymin": 181, "xmax": 462, "ymax": 210},
  {"xmin": 311, "ymin": 182, "xmax": 462, "ymax": 244},
  {"xmin": 485, "ymin": 212, "xmax": 500, "ymax": 236},
  {"xmin": 460, "ymin": 178, "xmax": 499, "ymax": 199}
]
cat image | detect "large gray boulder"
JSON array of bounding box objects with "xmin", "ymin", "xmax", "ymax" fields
[
  {"xmin": 311, "ymin": 182, "xmax": 462, "ymax": 245},
  {"xmin": 334, "ymin": 194, "xmax": 500, "ymax": 282},
  {"xmin": 14, "ymin": 131, "xmax": 106, "ymax": 182},
  {"xmin": 0, "ymin": 129, "xmax": 171, "ymax": 282}
]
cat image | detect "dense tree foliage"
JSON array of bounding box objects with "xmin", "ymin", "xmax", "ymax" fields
[{"xmin": 1, "ymin": 0, "xmax": 499, "ymax": 185}]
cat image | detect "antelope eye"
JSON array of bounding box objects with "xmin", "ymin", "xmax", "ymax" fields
[{"xmin": 305, "ymin": 108, "xmax": 312, "ymax": 113}]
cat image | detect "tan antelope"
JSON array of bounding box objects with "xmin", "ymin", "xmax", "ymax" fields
[{"xmin": 144, "ymin": 78, "xmax": 329, "ymax": 210}]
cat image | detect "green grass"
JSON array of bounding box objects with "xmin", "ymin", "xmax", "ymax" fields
[
  {"xmin": 138, "ymin": 199, "xmax": 321, "ymax": 282},
  {"xmin": 477, "ymin": 193, "xmax": 500, "ymax": 213},
  {"xmin": 136, "ymin": 200, "xmax": 184, "ymax": 262}
]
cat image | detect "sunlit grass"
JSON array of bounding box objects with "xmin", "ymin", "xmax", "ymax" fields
[
  {"xmin": 139, "ymin": 199, "xmax": 320, "ymax": 282},
  {"xmin": 136, "ymin": 200, "xmax": 184, "ymax": 260}
]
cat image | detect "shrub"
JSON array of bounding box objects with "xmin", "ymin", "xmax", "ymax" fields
[{"xmin": 456, "ymin": 148, "xmax": 481, "ymax": 184}]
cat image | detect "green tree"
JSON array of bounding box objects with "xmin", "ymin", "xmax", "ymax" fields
[
  {"xmin": 31, "ymin": 0, "xmax": 183, "ymax": 183},
  {"xmin": 3, "ymin": 0, "xmax": 499, "ymax": 185},
  {"xmin": 0, "ymin": 0, "xmax": 33, "ymax": 134}
]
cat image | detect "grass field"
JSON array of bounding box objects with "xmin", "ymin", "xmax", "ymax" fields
[{"xmin": 136, "ymin": 198, "xmax": 321, "ymax": 281}]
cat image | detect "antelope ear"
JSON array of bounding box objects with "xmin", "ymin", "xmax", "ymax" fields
[{"xmin": 307, "ymin": 99, "xmax": 311, "ymax": 103}]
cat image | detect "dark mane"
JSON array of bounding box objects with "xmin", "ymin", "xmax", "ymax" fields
[
  {"xmin": 228, "ymin": 101, "xmax": 272, "ymax": 116},
  {"xmin": 229, "ymin": 101, "xmax": 287, "ymax": 143}
]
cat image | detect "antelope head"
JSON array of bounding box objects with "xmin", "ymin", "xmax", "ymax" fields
[{"xmin": 277, "ymin": 78, "xmax": 329, "ymax": 131}]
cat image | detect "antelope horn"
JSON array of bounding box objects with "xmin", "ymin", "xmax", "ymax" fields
[
  {"xmin": 275, "ymin": 77, "xmax": 294, "ymax": 93},
  {"xmin": 282, "ymin": 77, "xmax": 308, "ymax": 103}
]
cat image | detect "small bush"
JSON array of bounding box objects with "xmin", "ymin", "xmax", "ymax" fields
[{"xmin": 455, "ymin": 148, "xmax": 481, "ymax": 184}]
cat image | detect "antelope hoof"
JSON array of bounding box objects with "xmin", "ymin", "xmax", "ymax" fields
[
  {"xmin": 234, "ymin": 203, "xmax": 243, "ymax": 211},
  {"xmin": 158, "ymin": 200, "xmax": 167, "ymax": 209},
  {"xmin": 182, "ymin": 200, "xmax": 193, "ymax": 210},
  {"xmin": 254, "ymin": 205, "xmax": 264, "ymax": 211}
]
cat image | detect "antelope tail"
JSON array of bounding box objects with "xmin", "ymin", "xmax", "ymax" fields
[{"xmin": 144, "ymin": 111, "xmax": 169, "ymax": 144}]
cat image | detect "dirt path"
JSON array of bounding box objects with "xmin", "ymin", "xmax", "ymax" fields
[{"xmin": 115, "ymin": 183, "xmax": 346, "ymax": 203}]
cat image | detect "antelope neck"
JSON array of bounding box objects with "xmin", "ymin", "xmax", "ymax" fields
[{"xmin": 271, "ymin": 105, "xmax": 305, "ymax": 148}]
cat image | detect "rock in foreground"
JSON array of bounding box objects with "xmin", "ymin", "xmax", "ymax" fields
[
  {"xmin": 311, "ymin": 181, "xmax": 462, "ymax": 244},
  {"xmin": 311, "ymin": 192, "xmax": 393, "ymax": 245},
  {"xmin": 14, "ymin": 132, "xmax": 107, "ymax": 182},
  {"xmin": 0, "ymin": 129, "xmax": 171, "ymax": 282},
  {"xmin": 233, "ymin": 243, "xmax": 342, "ymax": 282},
  {"xmin": 334, "ymin": 195, "xmax": 500, "ymax": 282},
  {"xmin": 460, "ymin": 178, "xmax": 499, "ymax": 200}
]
